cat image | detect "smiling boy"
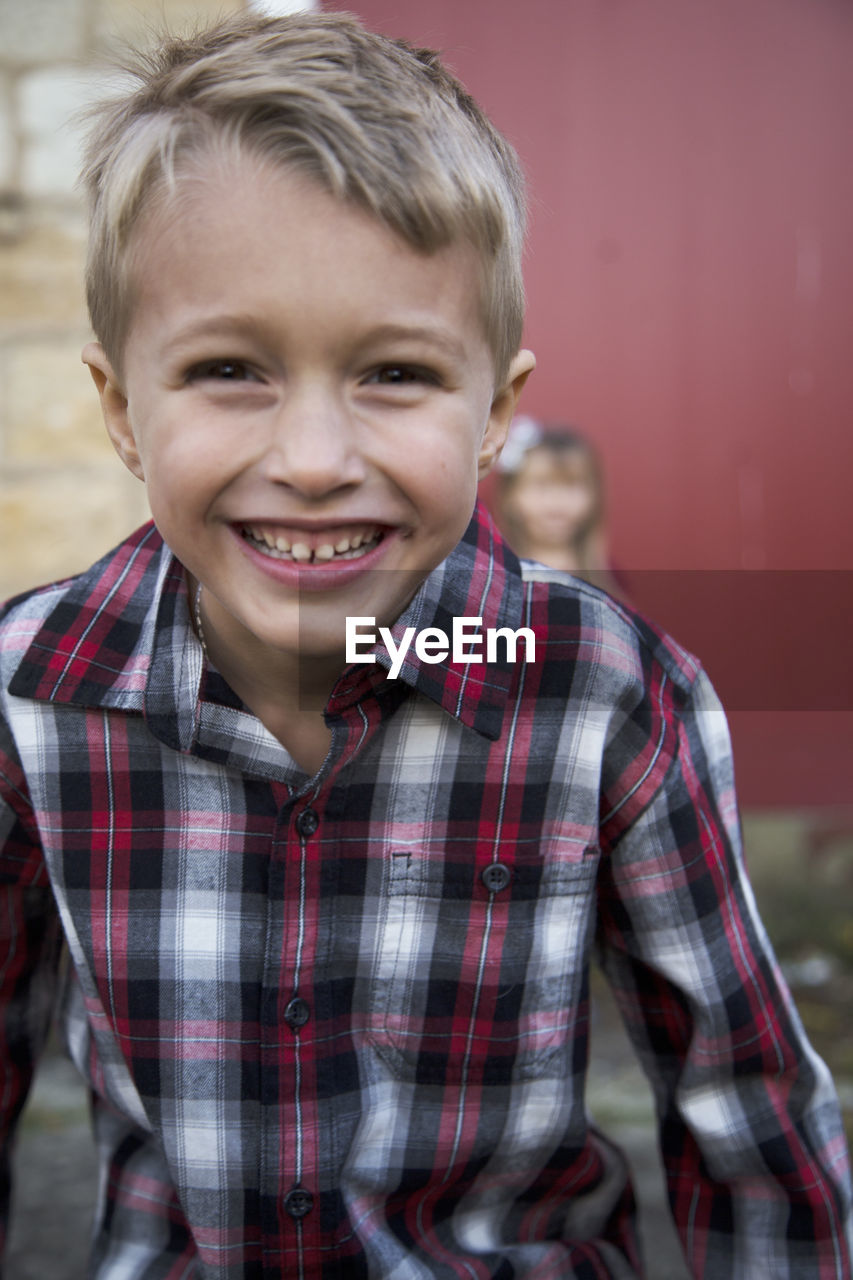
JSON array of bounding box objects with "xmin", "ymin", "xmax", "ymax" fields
[
  {"xmin": 0, "ymin": 11, "xmax": 851, "ymax": 1279},
  {"xmin": 84, "ymin": 158, "xmax": 531, "ymax": 774}
]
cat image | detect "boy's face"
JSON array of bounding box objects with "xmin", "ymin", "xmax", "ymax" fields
[{"xmin": 84, "ymin": 156, "xmax": 533, "ymax": 688}]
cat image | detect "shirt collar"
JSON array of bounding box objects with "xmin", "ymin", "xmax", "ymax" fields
[
  {"xmin": 7, "ymin": 503, "xmax": 525, "ymax": 746},
  {"xmin": 6, "ymin": 522, "xmax": 205, "ymax": 752},
  {"xmin": 327, "ymin": 502, "xmax": 526, "ymax": 740}
]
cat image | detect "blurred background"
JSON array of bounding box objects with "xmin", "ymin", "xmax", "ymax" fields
[{"xmin": 0, "ymin": 0, "xmax": 850, "ymax": 1275}]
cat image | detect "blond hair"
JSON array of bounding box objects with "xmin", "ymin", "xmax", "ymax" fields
[{"xmin": 81, "ymin": 11, "xmax": 527, "ymax": 380}]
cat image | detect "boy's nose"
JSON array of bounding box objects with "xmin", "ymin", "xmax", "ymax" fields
[{"xmin": 259, "ymin": 387, "xmax": 368, "ymax": 496}]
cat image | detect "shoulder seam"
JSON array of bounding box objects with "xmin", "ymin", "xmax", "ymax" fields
[{"xmin": 521, "ymin": 563, "xmax": 703, "ymax": 692}]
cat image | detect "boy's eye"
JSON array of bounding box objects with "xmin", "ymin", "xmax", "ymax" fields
[
  {"xmin": 367, "ymin": 365, "xmax": 437, "ymax": 386},
  {"xmin": 186, "ymin": 359, "xmax": 260, "ymax": 382}
]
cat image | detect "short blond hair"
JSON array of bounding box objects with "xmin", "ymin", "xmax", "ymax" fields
[{"xmin": 81, "ymin": 11, "xmax": 527, "ymax": 381}]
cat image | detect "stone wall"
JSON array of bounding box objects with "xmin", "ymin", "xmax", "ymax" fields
[{"xmin": 0, "ymin": 0, "xmax": 249, "ymax": 599}]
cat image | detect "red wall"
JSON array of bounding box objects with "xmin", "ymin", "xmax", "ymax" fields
[{"xmin": 323, "ymin": 0, "xmax": 853, "ymax": 808}]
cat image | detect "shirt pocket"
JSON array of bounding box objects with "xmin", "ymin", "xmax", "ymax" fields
[{"xmin": 363, "ymin": 846, "xmax": 600, "ymax": 1086}]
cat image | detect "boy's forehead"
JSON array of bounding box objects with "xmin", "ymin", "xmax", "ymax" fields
[
  {"xmin": 123, "ymin": 154, "xmax": 494, "ymax": 366},
  {"xmin": 132, "ymin": 147, "xmax": 472, "ymax": 261},
  {"xmin": 123, "ymin": 156, "xmax": 496, "ymax": 379}
]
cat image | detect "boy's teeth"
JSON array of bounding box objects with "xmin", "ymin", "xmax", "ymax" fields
[{"xmin": 243, "ymin": 525, "xmax": 381, "ymax": 563}]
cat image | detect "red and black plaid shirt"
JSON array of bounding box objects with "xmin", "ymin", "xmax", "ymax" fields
[{"xmin": 1, "ymin": 505, "xmax": 850, "ymax": 1278}]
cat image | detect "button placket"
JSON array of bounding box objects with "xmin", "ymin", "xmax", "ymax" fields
[{"xmin": 276, "ymin": 802, "xmax": 320, "ymax": 1231}]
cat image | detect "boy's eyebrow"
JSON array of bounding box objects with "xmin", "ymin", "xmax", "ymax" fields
[
  {"xmin": 164, "ymin": 314, "xmax": 273, "ymax": 348},
  {"xmin": 164, "ymin": 317, "xmax": 470, "ymax": 363},
  {"xmin": 357, "ymin": 323, "xmax": 468, "ymax": 361}
]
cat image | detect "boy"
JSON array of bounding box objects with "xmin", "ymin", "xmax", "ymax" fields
[{"xmin": 0, "ymin": 10, "xmax": 850, "ymax": 1277}]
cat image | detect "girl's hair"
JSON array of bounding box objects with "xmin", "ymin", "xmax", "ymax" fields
[{"xmin": 80, "ymin": 10, "xmax": 527, "ymax": 379}]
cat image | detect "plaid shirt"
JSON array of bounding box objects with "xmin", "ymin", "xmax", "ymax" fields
[{"xmin": 0, "ymin": 505, "xmax": 850, "ymax": 1279}]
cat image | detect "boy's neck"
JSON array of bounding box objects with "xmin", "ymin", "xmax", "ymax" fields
[{"xmin": 192, "ymin": 579, "xmax": 342, "ymax": 775}]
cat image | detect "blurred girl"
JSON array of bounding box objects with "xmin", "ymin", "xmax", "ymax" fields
[{"xmin": 495, "ymin": 416, "xmax": 623, "ymax": 595}]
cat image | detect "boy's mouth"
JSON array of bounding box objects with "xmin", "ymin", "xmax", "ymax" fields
[{"xmin": 240, "ymin": 523, "xmax": 385, "ymax": 564}]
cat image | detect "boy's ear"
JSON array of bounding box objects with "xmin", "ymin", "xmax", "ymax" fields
[
  {"xmin": 478, "ymin": 349, "xmax": 536, "ymax": 479},
  {"xmin": 81, "ymin": 341, "xmax": 145, "ymax": 481}
]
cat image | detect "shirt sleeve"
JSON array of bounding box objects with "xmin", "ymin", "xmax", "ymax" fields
[
  {"xmin": 0, "ymin": 718, "xmax": 62, "ymax": 1252},
  {"xmin": 596, "ymin": 666, "xmax": 853, "ymax": 1278}
]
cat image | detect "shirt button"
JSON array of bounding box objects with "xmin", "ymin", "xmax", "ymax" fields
[
  {"xmin": 284, "ymin": 997, "xmax": 310, "ymax": 1030},
  {"xmin": 481, "ymin": 861, "xmax": 512, "ymax": 893},
  {"xmin": 284, "ymin": 1186, "xmax": 314, "ymax": 1219},
  {"xmin": 295, "ymin": 807, "xmax": 319, "ymax": 837}
]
